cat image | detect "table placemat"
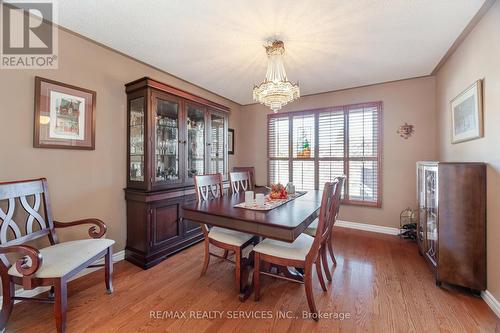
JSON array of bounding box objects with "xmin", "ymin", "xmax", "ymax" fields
[{"xmin": 234, "ymin": 191, "xmax": 307, "ymax": 211}]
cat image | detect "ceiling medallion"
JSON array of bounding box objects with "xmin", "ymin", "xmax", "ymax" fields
[{"xmin": 253, "ymin": 40, "xmax": 300, "ymax": 113}]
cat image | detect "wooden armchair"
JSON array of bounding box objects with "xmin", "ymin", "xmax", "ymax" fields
[{"xmin": 0, "ymin": 178, "xmax": 114, "ymax": 333}]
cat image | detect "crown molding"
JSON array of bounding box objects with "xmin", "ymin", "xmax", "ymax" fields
[{"xmin": 431, "ymin": 0, "xmax": 497, "ymax": 75}]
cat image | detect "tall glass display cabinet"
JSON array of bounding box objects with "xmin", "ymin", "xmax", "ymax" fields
[
  {"xmin": 125, "ymin": 77, "xmax": 229, "ymax": 269},
  {"xmin": 416, "ymin": 162, "xmax": 486, "ymax": 294}
]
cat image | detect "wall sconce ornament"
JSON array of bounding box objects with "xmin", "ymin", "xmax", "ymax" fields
[{"xmin": 397, "ymin": 122, "xmax": 415, "ymax": 139}]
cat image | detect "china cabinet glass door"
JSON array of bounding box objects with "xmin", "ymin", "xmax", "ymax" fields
[
  {"xmin": 417, "ymin": 165, "xmax": 426, "ymax": 248},
  {"xmin": 210, "ymin": 112, "xmax": 226, "ymax": 175},
  {"xmin": 425, "ymin": 165, "xmax": 438, "ymax": 266},
  {"xmin": 154, "ymin": 95, "xmax": 182, "ymax": 185},
  {"xmin": 186, "ymin": 104, "xmax": 205, "ymax": 180},
  {"xmin": 129, "ymin": 97, "xmax": 145, "ymax": 182}
]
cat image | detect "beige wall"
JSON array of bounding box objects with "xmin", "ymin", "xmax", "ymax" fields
[
  {"xmin": 239, "ymin": 76, "xmax": 438, "ymax": 228},
  {"xmin": 435, "ymin": 1, "xmax": 500, "ymax": 301},
  {"xmin": 1, "ymin": 3, "xmax": 497, "ymax": 306},
  {"xmin": 0, "ymin": 29, "xmax": 242, "ymax": 251}
]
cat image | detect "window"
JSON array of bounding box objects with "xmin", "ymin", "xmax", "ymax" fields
[{"xmin": 268, "ymin": 102, "xmax": 382, "ymax": 207}]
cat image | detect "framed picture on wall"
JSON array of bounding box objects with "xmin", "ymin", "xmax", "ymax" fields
[
  {"xmin": 34, "ymin": 77, "xmax": 96, "ymax": 149},
  {"xmin": 228, "ymin": 128, "xmax": 234, "ymax": 154},
  {"xmin": 450, "ymin": 79, "xmax": 483, "ymax": 144}
]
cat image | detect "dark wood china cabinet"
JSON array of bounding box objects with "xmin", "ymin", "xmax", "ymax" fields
[
  {"xmin": 125, "ymin": 77, "xmax": 229, "ymax": 269},
  {"xmin": 416, "ymin": 162, "xmax": 486, "ymax": 293}
]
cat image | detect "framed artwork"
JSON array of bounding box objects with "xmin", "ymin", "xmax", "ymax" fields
[
  {"xmin": 34, "ymin": 77, "xmax": 96, "ymax": 149},
  {"xmin": 228, "ymin": 128, "xmax": 234, "ymax": 155},
  {"xmin": 450, "ymin": 80, "xmax": 483, "ymax": 144}
]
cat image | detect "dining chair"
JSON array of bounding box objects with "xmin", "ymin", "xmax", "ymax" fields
[
  {"xmin": 229, "ymin": 171, "xmax": 252, "ymax": 194},
  {"xmin": 194, "ymin": 173, "xmax": 256, "ymax": 291},
  {"xmin": 253, "ymin": 180, "xmax": 339, "ymax": 319},
  {"xmin": 304, "ymin": 176, "xmax": 345, "ymax": 281},
  {"xmin": 0, "ymin": 178, "xmax": 114, "ymax": 333}
]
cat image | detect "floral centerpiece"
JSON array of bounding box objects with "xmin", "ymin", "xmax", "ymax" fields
[{"xmin": 269, "ymin": 183, "xmax": 288, "ymax": 200}]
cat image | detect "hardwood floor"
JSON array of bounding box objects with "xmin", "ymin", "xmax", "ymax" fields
[{"xmin": 6, "ymin": 228, "xmax": 499, "ymax": 332}]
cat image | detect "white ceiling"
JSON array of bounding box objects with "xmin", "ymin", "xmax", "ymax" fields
[{"xmin": 56, "ymin": 0, "xmax": 485, "ymax": 105}]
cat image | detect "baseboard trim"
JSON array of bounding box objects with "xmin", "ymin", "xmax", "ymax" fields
[
  {"xmin": 335, "ymin": 220, "xmax": 400, "ymax": 235},
  {"xmin": 482, "ymin": 290, "xmax": 500, "ymax": 319},
  {"xmin": 2, "ymin": 250, "xmax": 125, "ymax": 306}
]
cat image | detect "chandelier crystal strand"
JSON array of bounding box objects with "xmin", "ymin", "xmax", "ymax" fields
[{"xmin": 253, "ymin": 40, "xmax": 300, "ymax": 112}]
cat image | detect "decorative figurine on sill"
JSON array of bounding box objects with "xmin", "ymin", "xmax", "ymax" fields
[{"xmin": 297, "ymin": 138, "xmax": 311, "ymax": 158}]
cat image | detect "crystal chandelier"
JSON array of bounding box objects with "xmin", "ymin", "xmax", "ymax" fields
[{"xmin": 253, "ymin": 40, "xmax": 300, "ymax": 112}]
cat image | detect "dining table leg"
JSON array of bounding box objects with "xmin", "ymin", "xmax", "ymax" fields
[{"xmin": 239, "ymin": 251, "xmax": 255, "ymax": 301}]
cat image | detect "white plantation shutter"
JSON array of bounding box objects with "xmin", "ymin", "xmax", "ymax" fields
[
  {"xmin": 318, "ymin": 160, "xmax": 345, "ymax": 196},
  {"xmin": 268, "ymin": 116, "xmax": 289, "ymax": 158},
  {"xmin": 318, "ymin": 108, "xmax": 344, "ymax": 158},
  {"xmin": 269, "ymin": 160, "xmax": 289, "ymax": 184},
  {"xmin": 267, "ymin": 102, "xmax": 381, "ymax": 207},
  {"xmin": 318, "ymin": 108, "xmax": 345, "ymax": 196},
  {"xmin": 347, "ymin": 105, "xmax": 380, "ymax": 204},
  {"xmin": 268, "ymin": 116, "xmax": 290, "ymax": 185},
  {"xmin": 292, "ymin": 114, "xmax": 315, "ymax": 158},
  {"xmin": 292, "ymin": 114, "xmax": 315, "ymax": 190},
  {"xmin": 349, "ymin": 160, "xmax": 378, "ymax": 202},
  {"xmin": 292, "ymin": 160, "xmax": 315, "ymax": 190}
]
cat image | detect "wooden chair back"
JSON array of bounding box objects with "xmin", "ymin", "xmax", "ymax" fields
[
  {"xmin": 229, "ymin": 171, "xmax": 252, "ymax": 194},
  {"xmin": 332, "ymin": 176, "xmax": 346, "ymax": 222},
  {"xmin": 306, "ymin": 180, "xmax": 339, "ymax": 261},
  {"xmin": 232, "ymin": 167, "xmax": 255, "ymax": 188},
  {"xmin": 194, "ymin": 174, "xmax": 224, "ymax": 202},
  {"xmin": 0, "ymin": 178, "xmax": 59, "ymax": 268}
]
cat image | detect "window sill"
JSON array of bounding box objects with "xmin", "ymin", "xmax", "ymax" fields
[{"xmin": 341, "ymin": 199, "xmax": 382, "ymax": 208}]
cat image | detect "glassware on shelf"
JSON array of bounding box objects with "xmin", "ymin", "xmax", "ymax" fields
[
  {"xmin": 155, "ymin": 98, "xmax": 180, "ymax": 182},
  {"xmin": 187, "ymin": 106, "xmax": 205, "ymax": 178},
  {"xmin": 129, "ymin": 97, "xmax": 145, "ymax": 182}
]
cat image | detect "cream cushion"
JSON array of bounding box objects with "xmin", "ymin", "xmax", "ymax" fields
[
  {"xmin": 208, "ymin": 227, "xmax": 253, "ymax": 246},
  {"xmin": 8, "ymin": 239, "xmax": 115, "ymax": 278},
  {"xmin": 253, "ymin": 233, "xmax": 314, "ymax": 261},
  {"xmin": 303, "ymin": 219, "xmax": 319, "ymax": 237}
]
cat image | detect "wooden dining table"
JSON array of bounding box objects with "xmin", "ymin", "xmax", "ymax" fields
[{"xmin": 181, "ymin": 187, "xmax": 323, "ymax": 301}]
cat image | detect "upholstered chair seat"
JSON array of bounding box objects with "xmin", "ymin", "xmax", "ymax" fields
[
  {"xmin": 253, "ymin": 233, "xmax": 314, "ymax": 261},
  {"xmin": 208, "ymin": 227, "xmax": 254, "ymax": 247},
  {"xmin": 303, "ymin": 219, "xmax": 318, "ymax": 237},
  {"xmin": 8, "ymin": 239, "xmax": 115, "ymax": 278}
]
